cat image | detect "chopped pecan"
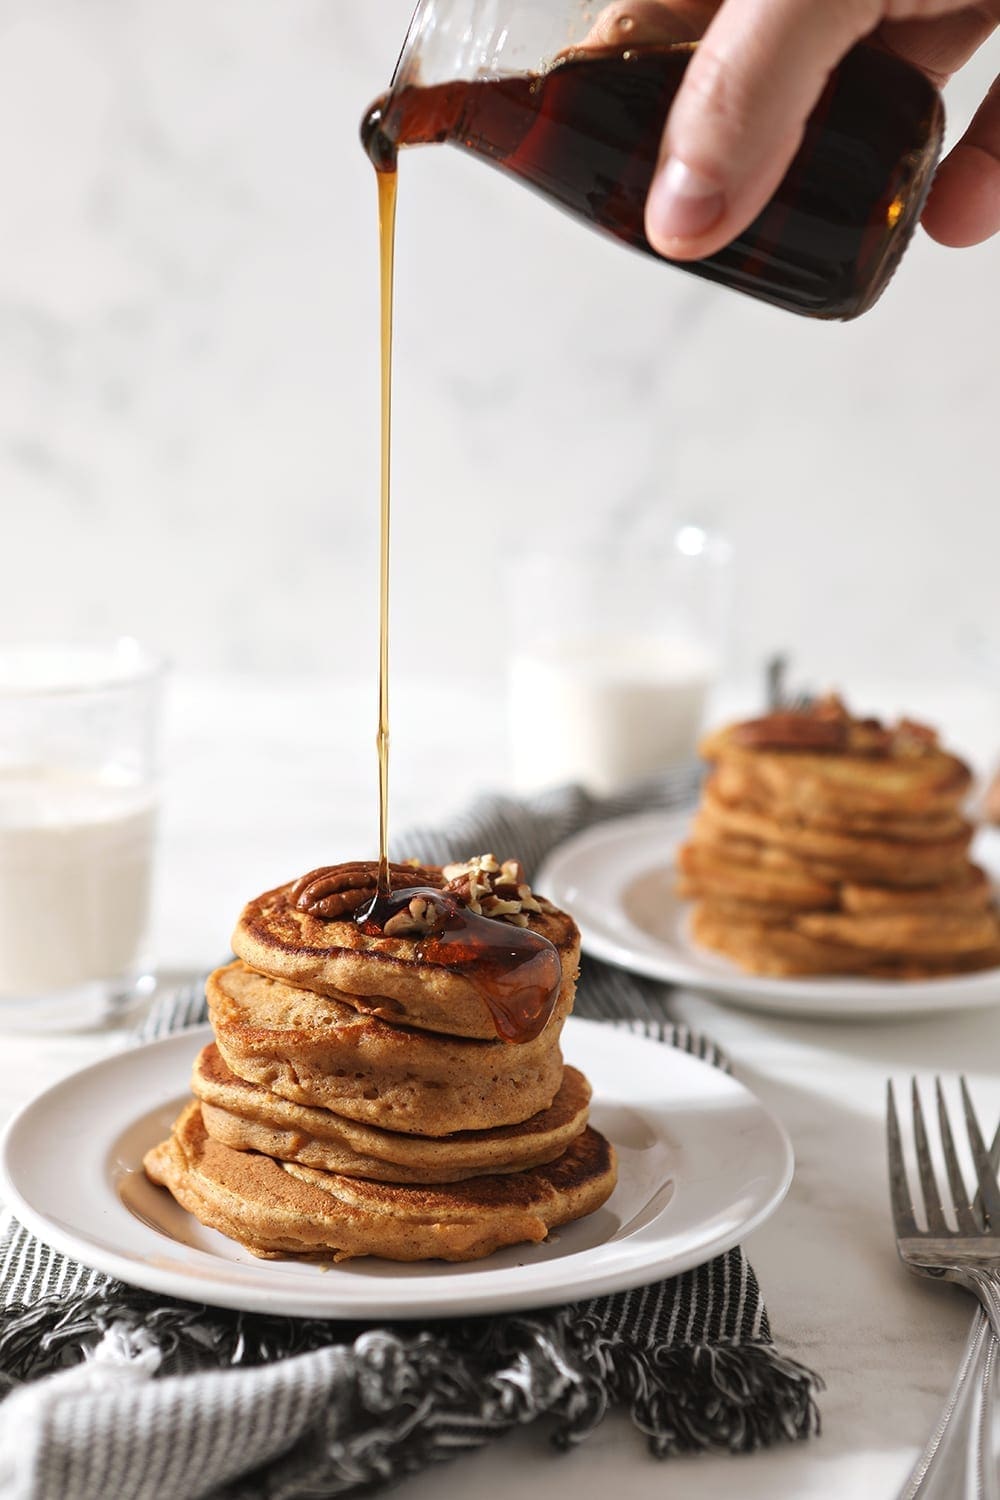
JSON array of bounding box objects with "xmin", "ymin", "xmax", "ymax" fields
[
  {"xmin": 811, "ymin": 694, "xmax": 850, "ymax": 723},
  {"xmin": 442, "ymin": 854, "xmax": 547, "ymax": 927},
  {"xmin": 291, "ymin": 861, "xmax": 443, "ymax": 919},
  {"xmin": 893, "ymin": 718, "xmax": 940, "ymax": 755},
  {"xmin": 381, "ymin": 895, "xmax": 441, "ymax": 937},
  {"xmin": 843, "ymin": 720, "xmax": 892, "ymax": 756}
]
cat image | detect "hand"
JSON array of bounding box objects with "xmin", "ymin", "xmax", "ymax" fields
[{"xmin": 628, "ymin": 0, "xmax": 1000, "ymax": 258}]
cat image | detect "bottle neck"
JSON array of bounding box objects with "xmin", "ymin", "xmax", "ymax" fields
[{"xmin": 393, "ymin": 0, "xmax": 556, "ymax": 91}]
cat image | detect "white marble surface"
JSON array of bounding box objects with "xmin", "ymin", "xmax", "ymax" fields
[
  {"xmin": 5, "ymin": 674, "xmax": 1000, "ymax": 1497},
  {"xmin": 0, "ymin": 1, "xmax": 997, "ymax": 694}
]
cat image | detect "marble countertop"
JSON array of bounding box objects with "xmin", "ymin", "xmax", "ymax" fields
[{"xmin": 5, "ymin": 672, "xmax": 1000, "ymax": 1499}]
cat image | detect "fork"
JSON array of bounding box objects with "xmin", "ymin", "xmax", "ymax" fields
[
  {"xmin": 764, "ymin": 653, "xmax": 814, "ymax": 713},
  {"xmin": 888, "ymin": 1078, "xmax": 1000, "ymax": 1499}
]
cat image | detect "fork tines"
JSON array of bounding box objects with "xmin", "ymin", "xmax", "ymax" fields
[{"xmin": 888, "ymin": 1077, "xmax": 1000, "ymax": 1238}]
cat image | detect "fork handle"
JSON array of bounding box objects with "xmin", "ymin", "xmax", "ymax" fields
[{"xmin": 897, "ymin": 1309, "xmax": 1000, "ymax": 1500}]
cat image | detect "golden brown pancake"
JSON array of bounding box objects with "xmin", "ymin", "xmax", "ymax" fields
[
  {"xmin": 207, "ymin": 961, "xmax": 569, "ymax": 1136},
  {"xmin": 675, "ymin": 838, "xmax": 838, "ymax": 909},
  {"xmin": 690, "ymin": 903, "xmax": 869, "ymax": 977},
  {"xmin": 700, "ymin": 708, "xmax": 972, "ymax": 819},
  {"xmin": 691, "ymin": 824, "xmax": 977, "ymax": 894},
  {"xmin": 688, "ymin": 823, "xmax": 827, "ymax": 876},
  {"xmin": 690, "ymin": 903, "xmax": 1000, "ymax": 979},
  {"xmin": 796, "ymin": 908, "xmax": 1000, "ymax": 958},
  {"xmin": 839, "ymin": 867, "xmax": 993, "ymax": 916},
  {"xmin": 144, "ymin": 1101, "xmax": 618, "ymax": 1262},
  {"xmin": 698, "ymin": 780, "xmax": 973, "ymax": 886},
  {"xmin": 730, "ymin": 798, "xmax": 970, "ymax": 841},
  {"xmin": 193, "ymin": 1044, "xmax": 592, "ymax": 1183},
  {"xmin": 711, "ymin": 758, "xmax": 973, "ymax": 828},
  {"xmin": 231, "ymin": 865, "xmax": 580, "ymax": 1042},
  {"xmin": 677, "ymin": 894, "xmax": 815, "ymax": 928},
  {"xmin": 864, "ymin": 947, "xmax": 1000, "ymax": 978}
]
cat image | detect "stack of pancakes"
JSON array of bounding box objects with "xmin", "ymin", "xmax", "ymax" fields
[
  {"xmin": 145, "ymin": 857, "xmax": 617, "ymax": 1262},
  {"xmin": 677, "ymin": 698, "xmax": 1000, "ymax": 978}
]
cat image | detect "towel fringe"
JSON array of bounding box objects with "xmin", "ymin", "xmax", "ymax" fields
[{"xmin": 0, "ymin": 1287, "xmax": 820, "ymax": 1488}]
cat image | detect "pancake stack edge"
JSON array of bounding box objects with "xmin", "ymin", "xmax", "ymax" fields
[{"xmin": 144, "ymin": 860, "xmax": 618, "ymax": 1262}]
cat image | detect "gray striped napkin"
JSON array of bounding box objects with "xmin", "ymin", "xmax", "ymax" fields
[{"xmin": 0, "ymin": 773, "xmax": 820, "ymax": 1500}]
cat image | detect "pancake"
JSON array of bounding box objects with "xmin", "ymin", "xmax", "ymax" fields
[
  {"xmin": 232, "ymin": 864, "xmax": 580, "ymax": 1042},
  {"xmin": 678, "ymin": 894, "xmax": 816, "ymax": 927},
  {"xmin": 711, "ymin": 757, "xmax": 972, "ymax": 828},
  {"xmin": 193, "ymin": 1044, "xmax": 592, "ymax": 1183},
  {"xmin": 675, "ymin": 839, "xmax": 838, "ymax": 909},
  {"xmin": 796, "ymin": 908, "xmax": 1000, "ymax": 958},
  {"xmin": 718, "ymin": 795, "xmax": 970, "ymax": 842},
  {"xmin": 687, "ymin": 823, "xmax": 922, "ymax": 891},
  {"xmin": 700, "ymin": 710, "xmax": 972, "ymax": 818},
  {"xmin": 690, "ymin": 902, "xmax": 1000, "ymax": 978},
  {"xmin": 690, "ymin": 903, "xmax": 872, "ymax": 977},
  {"xmin": 698, "ymin": 781, "xmax": 973, "ymax": 886},
  {"xmin": 688, "ymin": 823, "xmax": 828, "ymax": 877},
  {"xmin": 840, "ymin": 867, "xmax": 993, "ymax": 916},
  {"xmin": 864, "ymin": 946, "xmax": 1000, "ymax": 977},
  {"xmin": 207, "ymin": 961, "xmax": 569, "ymax": 1136},
  {"xmin": 143, "ymin": 1101, "xmax": 618, "ymax": 1262}
]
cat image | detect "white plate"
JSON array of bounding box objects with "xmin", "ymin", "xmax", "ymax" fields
[
  {"xmin": 536, "ymin": 810, "xmax": 1000, "ymax": 1021},
  {"xmin": 0, "ymin": 1018, "xmax": 791, "ymax": 1320}
]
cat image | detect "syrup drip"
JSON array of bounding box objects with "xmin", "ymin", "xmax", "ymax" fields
[{"xmin": 357, "ymin": 886, "xmax": 562, "ymax": 1044}]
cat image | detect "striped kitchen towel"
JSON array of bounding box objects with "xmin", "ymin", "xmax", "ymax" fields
[{"xmin": 0, "ymin": 774, "xmax": 820, "ymax": 1500}]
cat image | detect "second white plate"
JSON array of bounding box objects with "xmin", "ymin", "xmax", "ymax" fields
[{"xmin": 536, "ymin": 810, "xmax": 1000, "ymax": 1020}]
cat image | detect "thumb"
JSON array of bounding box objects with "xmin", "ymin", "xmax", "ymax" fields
[{"xmin": 645, "ymin": 0, "xmax": 882, "ymax": 258}]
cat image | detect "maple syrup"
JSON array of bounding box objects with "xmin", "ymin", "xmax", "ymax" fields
[
  {"xmin": 376, "ymin": 170, "xmax": 396, "ymax": 897},
  {"xmin": 367, "ymin": 74, "xmax": 564, "ymax": 1048},
  {"xmin": 357, "ymin": 885, "xmax": 562, "ymax": 1044},
  {"xmin": 362, "ymin": 40, "xmax": 943, "ymax": 320}
]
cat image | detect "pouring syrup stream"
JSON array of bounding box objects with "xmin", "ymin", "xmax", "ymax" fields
[
  {"xmin": 362, "ymin": 114, "xmax": 562, "ymax": 1044},
  {"xmin": 376, "ymin": 167, "xmax": 397, "ymax": 897}
]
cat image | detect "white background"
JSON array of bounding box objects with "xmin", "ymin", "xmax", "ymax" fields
[{"xmin": 0, "ymin": 0, "xmax": 997, "ymax": 694}]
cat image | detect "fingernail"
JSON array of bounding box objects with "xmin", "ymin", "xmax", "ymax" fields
[{"xmin": 647, "ymin": 157, "xmax": 724, "ymax": 243}]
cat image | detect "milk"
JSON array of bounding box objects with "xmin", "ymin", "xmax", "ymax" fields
[
  {"xmin": 508, "ymin": 634, "xmax": 715, "ymax": 793},
  {"xmin": 0, "ymin": 766, "xmax": 157, "ymax": 998}
]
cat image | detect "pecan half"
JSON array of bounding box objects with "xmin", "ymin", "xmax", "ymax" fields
[
  {"xmin": 732, "ymin": 712, "xmax": 850, "ymax": 753},
  {"xmin": 291, "ymin": 861, "xmax": 443, "ymax": 919}
]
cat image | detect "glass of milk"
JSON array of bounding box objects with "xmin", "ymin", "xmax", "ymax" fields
[
  {"xmin": 0, "ymin": 640, "xmax": 165, "ymax": 1030},
  {"xmin": 506, "ymin": 530, "xmax": 730, "ymax": 794}
]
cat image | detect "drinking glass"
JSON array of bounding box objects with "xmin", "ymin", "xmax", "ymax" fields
[
  {"xmin": 506, "ymin": 527, "xmax": 731, "ymax": 793},
  {"xmin": 0, "ymin": 639, "xmax": 165, "ymax": 1031}
]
